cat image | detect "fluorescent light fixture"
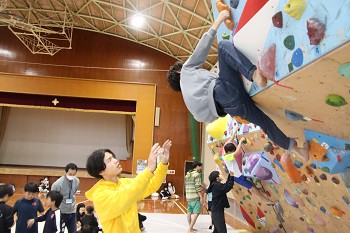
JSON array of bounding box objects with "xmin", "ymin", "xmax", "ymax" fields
[{"xmin": 131, "ymin": 14, "xmax": 144, "ymax": 28}]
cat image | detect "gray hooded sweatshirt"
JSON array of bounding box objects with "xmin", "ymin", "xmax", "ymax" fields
[{"xmin": 180, "ymin": 28, "xmax": 219, "ymax": 123}]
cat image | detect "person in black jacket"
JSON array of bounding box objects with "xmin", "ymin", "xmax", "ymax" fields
[
  {"xmin": 0, "ymin": 184, "xmax": 14, "ymax": 233},
  {"xmin": 81, "ymin": 206, "xmax": 99, "ymax": 233},
  {"xmin": 207, "ymin": 171, "xmax": 234, "ymax": 233}
]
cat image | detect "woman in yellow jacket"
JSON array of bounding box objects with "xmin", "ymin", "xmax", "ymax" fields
[{"xmin": 85, "ymin": 140, "xmax": 172, "ymax": 233}]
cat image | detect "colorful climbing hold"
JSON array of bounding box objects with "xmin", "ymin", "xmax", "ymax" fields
[
  {"xmin": 342, "ymin": 196, "xmax": 350, "ymax": 206},
  {"xmin": 288, "ymin": 62, "xmax": 294, "ymax": 72},
  {"xmin": 240, "ymin": 201, "xmax": 243, "ymax": 204},
  {"xmin": 321, "ymin": 167, "xmax": 330, "ymax": 173},
  {"xmin": 307, "ymin": 18, "xmax": 326, "ymax": 45},
  {"xmin": 294, "ymin": 161, "xmax": 303, "ymax": 168},
  {"xmin": 257, "ymin": 44, "xmax": 276, "ymax": 80},
  {"xmin": 242, "ymin": 196, "xmax": 246, "ymax": 200},
  {"xmin": 230, "ymin": 0, "xmax": 239, "ymax": 9},
  {"xmin": 325, "ymin": 94, "xmax": 347, "ymax": 107},
  {"xmin": 337, "ymin": 155, "xmax": 342, "ymax": 162},
  {"xmin": 314, "ymin": 176, "xmax": 319, "ymax": 183},
  {"xmin": 276, "ymin": 154, "xmax": 281, "ymax": 161},
  {"xmin": 331, "ymin": 177, "xmax": 340, "ymax": 184},
  {"xmin": 293, "ymin": 189, "xmax": 301, "ymax": 195},
  {"xmin": 246, "ymin": 195, "xmax": 251, "ymax": 200},
  {"xmin": 302, "ymin": 189, "xmax": 308, "ymax": 195},
  {"xmin": 306, "ymin": 197, "xmax": 316, "ymax": 208},
  {"xmin": 306, "ymin": 217, "xmax": 314, "ymax": 226},
  {"xmin": 272, "ymin": 11, "xmax": 283, "ymax": 28},
  {"xmin": 307, "ymin": 226, "xmax": 315, "ymax": 233},
  {"xmin": 292, "ymin": 48, "xmax": 304, "ymax": 67},
  {"xmin": 270, "ymin": 183, "xmax": 279, "ymax": 194},
  {"xmin": 310, "ymin": 163, "xmax": 316, "ymax": 169},
  {"xmin": 284, "ymin": 0, "xmax": 306, "ymax": 20},
  {"xmin": 319, "ymin": 174, "xmax": 327, "ymax": 180},
  {"xmin": 320, "ymin": 206, "xmax": 327, "ymax": 214},
  {"xmin": 330, "ymin": 206, "xmax": 344, "ymax": 217},
  {"xmin": 301, "ymin": 174, "xmax": 307, "ymax": 181},
  {"xmin": 299, "ymin": 217, "xmax": 304, "ymax": 221},
  {"xmin": 265, "ymin": 191, "xmax": 271, "ymax": 197},
  {"xmin": 273, "ymin": 158, "xmax": 285, "ymax": 172},
  {"xmin": 338, "ymin": 62, "xmax": 350, "ymax": 78},
  {"xmin": 284, "ymin": 35, "xmax": 295, "ymax": 50},
  {"xmin": 222, "ymin": 33, "xmax": 230, "ymax": 40}
]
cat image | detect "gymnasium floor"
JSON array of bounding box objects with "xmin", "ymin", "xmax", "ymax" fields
[{"xmin": 9, "ymin": 193, "xmax": 241, "ymax": 232}]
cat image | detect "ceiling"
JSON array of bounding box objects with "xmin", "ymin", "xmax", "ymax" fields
[{"xmin": 1, "ymin": 0, "xmax": 218, "ymax": 68}]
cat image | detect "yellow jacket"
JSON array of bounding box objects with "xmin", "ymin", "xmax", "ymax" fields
[{"xmin": 85, "ymin": 163, "xmax": 168, "ymax": 233}]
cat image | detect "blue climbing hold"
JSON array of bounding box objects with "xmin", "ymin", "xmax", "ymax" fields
[
  {"xmin": 273, "ymin": 158, "xmax": 285, "ymax": 172},
  {"xmin": 320, "ymin": 206, "xmax": 327, "ymax": 214},
  {"xmin": 310, "ymin": 163, "xmax": 316, "ymax": 169},
  {"xmin": 230, "ymin": 0, "xmax": 240, "ymax": 9},
  {"xmin": 294, "ymin": 161, "xmax": 303, "ymax": 168},
  {"xmin": 338, "ymin": 63, "xmax": 350, "ymax": 78},
  {"xmin": 292, "ymin": 48, "xmax": 304, "ymax": 67}
]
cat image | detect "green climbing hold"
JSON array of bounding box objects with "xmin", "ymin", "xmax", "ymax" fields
[
  {"xmin": 321, "ymin": 167, "xmax": 330, "ymax": 173},
  {"xmin": 338, "ymin": 63, "xmax": 350, "ymax": 78},
  {"xmin": 325, "ymin": 94, "xmax": 347, "ymax": 107},
  {"xmin": 284, "ymin": 35, "xmax": 295, "ymax": 50},
  {"xmin": 257, "ymin": 226, "xmax": 262, "ymax": 230},
  {"xmin": 240, "ymin": 201, "xmax": 243, "ymax": 204},
  {"xmin": 288, "ymin": 62, "xmax": 294, "ymax": 72},
  {"xmin": 246, "ymin": 195, "xmax": 251, "ymax": 200},
  {"xmin": 222, "ymin": 33, "xmax": 230, "ymax": 40}
]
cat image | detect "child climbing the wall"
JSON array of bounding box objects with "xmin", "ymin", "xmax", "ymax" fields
[
  {"xmin": 166, "ymin": 10, "xmax": 309, "ymax": 162},
  {"xmin": 221, "ymin": 127, "xmax": 273, "ymax": 204}
]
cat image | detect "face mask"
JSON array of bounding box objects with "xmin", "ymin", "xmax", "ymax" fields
[{"xmin": 66, "ymin": 175, "xmax": 75, "ymax": 181}]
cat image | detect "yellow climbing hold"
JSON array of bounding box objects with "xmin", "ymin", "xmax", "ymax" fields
[
  {"xmin": 284, "ymin": 0, "xmax": 306, "ymax": 20},
  {"xmin": 206, "ymin": 115, "xmax": 229, "ymax": 141}
]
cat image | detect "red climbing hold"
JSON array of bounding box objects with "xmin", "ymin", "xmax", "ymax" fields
[
  {"xmin": 272, "ymin": 11, "xmax": 283, "ymax": 28},
  {"xmin": 276, "ymin": 154, "xmax": 281, "ymax": 161},
  {"xmin": 257, "ymin": 44, "xmax": 276, "ymax": 80},
  {"xmin": 307, "ymin": 18, "xmax": 326, "ymax": 45},
  {"xmin": 337, "ymin": 155, "xmax": 342, "ymax": 162}
]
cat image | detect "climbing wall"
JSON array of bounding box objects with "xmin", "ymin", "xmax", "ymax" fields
[
  {"xmin": 207, "ymin": 127, "xmax": 350, "ymax": 233},
  {"xmin": 207, "ymin": 0, "xmax": 350, "ymax": 232}
]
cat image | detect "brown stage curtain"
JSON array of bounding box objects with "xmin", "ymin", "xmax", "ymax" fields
[
  {"xmin": 0, "ymin": 106, "xmax": 11, "ymax": 147},
  {"xmin": 125, "ymin": 115, "xmax": 134, "ymax": 158}
]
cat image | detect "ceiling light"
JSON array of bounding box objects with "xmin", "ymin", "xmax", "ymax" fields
[{"xmin": 131, "ymin": 14, "xmax": 144, "ymax": 28}]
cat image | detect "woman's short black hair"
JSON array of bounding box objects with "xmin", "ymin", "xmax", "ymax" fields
[
  {"xmin": 0, "ymin": 184, "xmax": 14, "ymax": 198},
  {"xmin": 46, "ymin": 190, "xmax": 63, "ymax": 208},
  {"xmin": 65, "ymin": 163, "xmax": 78, "ymax": 173},
  {"xmin": 76, "ymin": 203, "xmax": 86, "ymax": 213},
  {"xmin": 86, "ymin": 149, "xmax": 116, "ymax": 179},
  {"xmin": 224, "ymin": 143, "xmax": 236, "ymax": 153},
  {"xmin": 209, "ymin": 171, "xmax": 220, "ymax": 184},
  {"xmin": 192, "ymin": 161, "xmax": 202, "ymax": 169},
  {"xmin": 86, "ymin": 206, "xmax": 94, "ymax": 214},
  {"xmin": 167, "ymin": 61, "xmax": 183, "ymax": 92},
  {"xmin": 24, "ymin": 182, "xmax": 39, "ymax": 193}
]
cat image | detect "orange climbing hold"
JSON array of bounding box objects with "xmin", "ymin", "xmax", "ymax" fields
[
  {"xmin": 216, "ymin": 0, "xmax": 235, "ymax": 31},
  {"xmin": 280, "ymin": 152, "xmax": 302, "ymax": 183}
]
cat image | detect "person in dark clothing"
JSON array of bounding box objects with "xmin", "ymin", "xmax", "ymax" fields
[
  {"xmin": 13, "ymin": 182, "xmax": 45, "ymax": 233},
  {"xmin": 207, "ymin": 171, "xmax": 234, "ymax": 233},
  {"xmin": 138, "ymin": 213, "xmax": 147, "ymax": 230},
  {"xmin": 0, "ymin": 184, "xmax": 14, "ymax": 233},
  {"xmin": 81, "ymin": 206, "xmax": 99, "ymax": 233},
  {"xmin": 76, "ymin": 203, "xmax": 86, "ymax": 230},
  {"xmin": 27, "ymin": 191, "xmax": 64, "ymax": 233},
  {"xmin": 159, "ymin": 186, "xmax": 172, "ymax": 200}
]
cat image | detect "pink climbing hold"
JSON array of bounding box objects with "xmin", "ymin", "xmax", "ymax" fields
[
  {"xmin": 307, "ymin": 18, "xmax": 326, "ymax": 45},
  {"xmin": 272, "ymin": 11, "xmax": 283, "ymax": 28},
  {"xmin": 257, "ymin": 44, "xmax": 276, "ymax": 81}
]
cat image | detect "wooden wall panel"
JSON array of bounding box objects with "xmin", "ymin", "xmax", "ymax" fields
[{"xmin": 0, "ymin": 27, "xmax": 192, "ymax": 195}]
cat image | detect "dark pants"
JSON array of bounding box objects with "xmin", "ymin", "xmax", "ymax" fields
[
  {"xmin": 214, "ymin": 41, "xmax": 294, "ymax": 150},
  {"xmin": 62, "ymin": 213, "xmax": 77, "ymax": 233},
  {"xmin": 212, "ymin": 211, "xmax": 227, "ymax": 233}
]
